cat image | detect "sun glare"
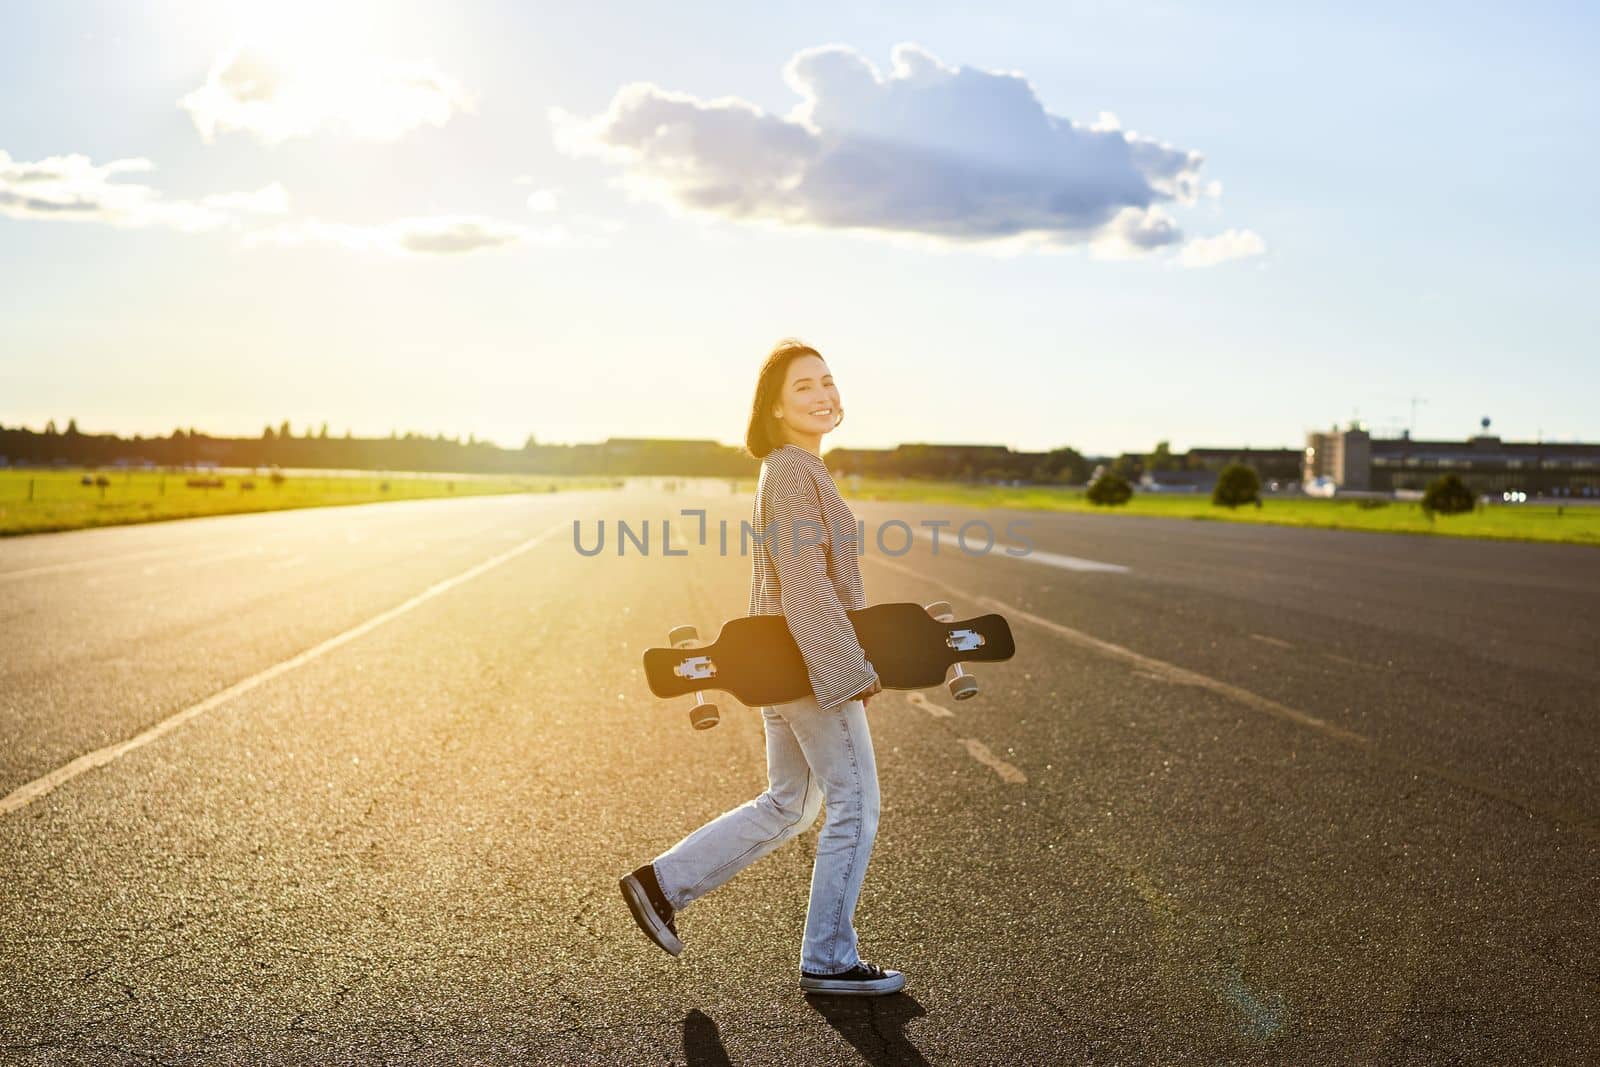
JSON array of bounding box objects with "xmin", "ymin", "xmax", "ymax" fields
[{"xmin": 182, "ymin": 0, "xmax": 470, "ymax": 144}]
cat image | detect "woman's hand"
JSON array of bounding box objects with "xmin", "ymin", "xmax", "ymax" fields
[{"xmin": 852, "ymin": 678, "xmax": 882, "ymax": 706}]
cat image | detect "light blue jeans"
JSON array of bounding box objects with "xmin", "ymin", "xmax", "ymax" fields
[{"xmin": 652, "ymin": 693, "xmax": 881, "ymax": 974}]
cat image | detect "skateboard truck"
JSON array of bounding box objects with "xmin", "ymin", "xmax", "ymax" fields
[
  {"xmin": 924, "ymin": 601, "xmax": 981, "ymax": 701},
  {"xmin": 667, "ymin": 625, "xmax": 721, "ymax": 730}
]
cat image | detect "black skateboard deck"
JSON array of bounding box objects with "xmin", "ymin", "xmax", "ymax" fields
[{"xmin": 643, "ymin": 601, "xmax": 1015, "ymax": 710}]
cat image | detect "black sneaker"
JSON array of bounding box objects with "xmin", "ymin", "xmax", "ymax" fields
[
  {"xmin": 799, "ymin": 960, "xmax": 906, "ymax": 996},
  {"xmin": 619, "ymin": 863, "xmax": 682, "ymax": 956}
]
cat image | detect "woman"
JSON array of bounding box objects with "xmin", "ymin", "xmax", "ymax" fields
[{"xmin": 619, "ymin": 339, "xmax": 904, "ymax": 997}]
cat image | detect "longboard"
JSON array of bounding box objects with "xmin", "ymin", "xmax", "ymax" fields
[{"xmin": 643, "ymin": 601, "xmax": 1015, "ymax": 729}]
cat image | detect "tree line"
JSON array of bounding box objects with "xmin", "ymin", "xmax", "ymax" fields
[{"xmin": 1, "ymin": 421, "xmax": 1295, "ymax": 485}]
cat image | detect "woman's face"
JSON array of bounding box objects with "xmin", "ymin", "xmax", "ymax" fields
[{"xmin": 773, "ymin": 354, "xmax": 842, "ymax": 438}]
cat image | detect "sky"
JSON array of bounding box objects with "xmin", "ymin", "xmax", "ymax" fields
[{"xmin": 2, "ymin": 0, "xmax": 1597, "ymax": 456}]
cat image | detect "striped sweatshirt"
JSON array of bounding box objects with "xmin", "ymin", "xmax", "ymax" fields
[{"xmin": 748, "ymin": 443, "xmax": 877, "ymax": 711}]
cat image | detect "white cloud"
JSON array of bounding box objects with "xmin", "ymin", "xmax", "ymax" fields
[
  {"xmin": 525, "ymin": 188, "xmax": 559, "ymax": 213},
  {"xmin": 179, "ymin": 47, "xmax": 473, "ymax": 145},
  {"xmin": 242, "ymin": 214, "xmax": 523, "ymax": 255},
  {"xmin": 0, "ymin": 148, "xmax": 287, "ymax": 232},
  {"xmin": 1177, "ymin": 228, "xmax": 1267, "ymax": 268},
  {"xmin": 550, "ymin": 42, "xmax": 1248, "ymax": 255}
]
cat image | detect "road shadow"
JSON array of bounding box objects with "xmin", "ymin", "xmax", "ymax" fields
[
  {"xmin": 683, "ymin": 1009, "xmax": 734, "ymax": 1067},
  {"xmin": 805, "ymin": 991, "xmax": 930, "ymax": 1066}
]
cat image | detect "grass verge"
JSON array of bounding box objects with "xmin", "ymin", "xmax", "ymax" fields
[
  {"xmin": 0, "ymin": 469, "xmax": 618, "ymax": 537},
  {"xmin": 840, "ymin": 479, "xmax": 1600, "ymax": 547}
]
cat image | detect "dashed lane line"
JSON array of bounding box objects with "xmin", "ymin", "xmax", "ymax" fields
[
  {"xmin": 959, "ymin": 738, "xmax": 1028, "ymax": 784},
  {"xmin": 904, "ymin": 692, "xmax": 954, "ymax": 719},
  {"xmin": 904, "ymin": 693, "xmax": 1027, "ymax": 784}
]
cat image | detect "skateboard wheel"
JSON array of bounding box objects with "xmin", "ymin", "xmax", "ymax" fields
[
  {"xmin": 689, "ymin": 703, "xmax": 720, "ymax": 730},
  {"xmin": 923, "ymin": 600, "xmax": 954, "ymax": 621},
  {"xmin": 948, "ymin": 673, "xmax": 980, "ymax": 701},
  {"xmin": 668, "ymin": 625, "xmax": 700, "ymax": 648}
]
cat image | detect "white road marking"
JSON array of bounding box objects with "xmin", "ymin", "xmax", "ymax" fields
[
  {"xmin": 0, "ymin": 521, "xmax": 567, "ymax": 818},
  {"xmin": 905, "ymin": 688, "xmax": 1027, "ymax": 787},
  {"xmin": 1250, "ymin": 634, "xmax": 1294, "ymax": 649},
  {"xmin": 913, "ymin": 528, "xmax": 1129, "ymax": 573},
  {"xmin": 1009, "ymin": 546, "xmax": 1130, "ymax": 574},
  {"xmin": 905, "ymin": 692, "xmax": 954, "ymax": 719},
  {"xmin": 959, "ymin": 738, "xmax": 1028, "ymax": 784}
]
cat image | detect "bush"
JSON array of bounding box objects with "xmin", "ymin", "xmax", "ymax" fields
[
  {"xmin": 1086, "ymin": 472, "xmax": 1133, "ymax": 506},
  {"xmin": 1422, "ymin": 473, "xmax": 1475, "ymax": 515},
  {"xmin": 1211, "ymin": 464, "xmax": 1261, "ymax": 509}
]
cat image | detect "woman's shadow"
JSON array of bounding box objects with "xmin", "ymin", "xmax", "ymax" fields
[{"xmin": 683, "ymin": 994, "xmax": 930, "ymax": 1067}]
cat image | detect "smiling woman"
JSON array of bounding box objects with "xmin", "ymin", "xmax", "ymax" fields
[{"xmin": 619, "ymin": 338, "xmax": 908, "ymax": 998}]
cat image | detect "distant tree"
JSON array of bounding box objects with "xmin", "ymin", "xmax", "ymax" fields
[
  {"xmin": 1086, "ymin": 472, "xmax": 1133, "ymax": 506},
  {"xmin": 44, "ymin": 419, "xmax": 58, "ymax": 435},
  {"xmin": 65, "ymin": 418, "xmax": 81, "ymax": 436},
  {"xmin": 1039, "ymin": 446, "xmax": 1090, "ymax": 484},
  {"xmin": 523, "ymin": 433, "xmax": 539, "ymax": 450},
  {"xmin": 1212, "ymin": 464, "xmax": 1261, "ymax": 508},
  {"xmin": 1422, "ymin": 473, "xmax": 1475, "ymax": 515},
  {"xmin": 262, "ymin": 425, "xmax": 276, "ymax": 441},
  {"xmin": 319, "ymin": 422, "xmax": 329, "ymax": 439},
  {"xmin": 1109, "ymin": 453, "xmax": 1142, "ymax": 481},
  {"xmin": 1146, "ymin": 440, "xmax": 1182, "ymax": 473},
  {"xmin": 279, "ymin": 419, "xmax": 292, "ymax": 439}
]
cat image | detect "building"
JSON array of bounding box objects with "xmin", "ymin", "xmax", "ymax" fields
[
  {"xmin": 1304, "ymin": 424, "xmax": 1600, "ymax": 496},
  {"xmin": 1304, "ymin": 425, "xmax": 1372, "ymax": 491},
  {"xmin": 826, "ymin": 443, "xmax": 1021, "ymax": 479},
  {"xmin": 1185, "ymin": 447, "xmax": 1302, "ymax": 482}
]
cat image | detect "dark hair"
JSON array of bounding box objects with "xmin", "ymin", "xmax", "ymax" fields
[{"xmin": 743, "ymin": 338, "xmax": 843, "ymax": 458}]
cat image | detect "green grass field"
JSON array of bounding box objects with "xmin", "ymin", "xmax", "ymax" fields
[
  {"xmin": 840, "ymin": 479, "xmax": 1600, "ymax": 547},
  {"xmin": 0, "ymin": 469, "xmax": 618, "ymax": 537}
]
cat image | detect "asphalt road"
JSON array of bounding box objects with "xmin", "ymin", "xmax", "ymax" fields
[{"xmin": 2, "ymin": 484, "xmax": 1596, "ymax": 1065}]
